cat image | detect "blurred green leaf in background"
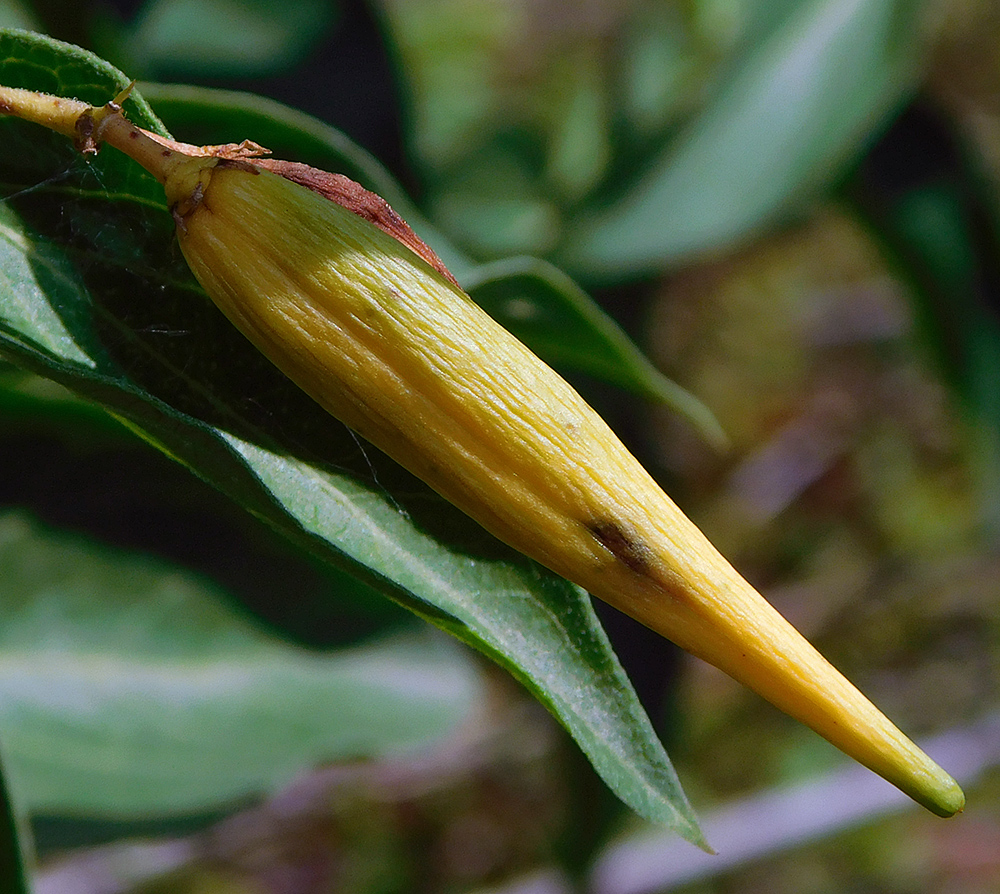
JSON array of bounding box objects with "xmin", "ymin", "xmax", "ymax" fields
[{"xmin": 0, "ymin": 510, "xmax": 484, "ymax": 816}]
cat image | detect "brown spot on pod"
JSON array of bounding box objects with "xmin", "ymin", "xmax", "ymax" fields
[{"xmin": 587, "ymin": 520, "xmax": 652, "ymax": 574}]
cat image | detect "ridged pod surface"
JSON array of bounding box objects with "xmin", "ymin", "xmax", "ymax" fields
[{"xmin": 0, "ymin": 85, "xmax": 966, "ymax": 818}]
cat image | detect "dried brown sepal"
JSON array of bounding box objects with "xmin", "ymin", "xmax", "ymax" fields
[
  {"xmin": 138, "ymin": 131, "xmax": 272, "ymax": 160},
  {"xmin": 249, "ymin": 158, "xmax": 459, "ymax": 287}
]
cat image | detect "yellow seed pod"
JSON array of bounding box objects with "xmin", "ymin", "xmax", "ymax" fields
[{"xmin": 0, "ymin": 84, "xmax": 966, "ymax": 818}]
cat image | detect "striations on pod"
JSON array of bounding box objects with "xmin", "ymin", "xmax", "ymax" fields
[{"xmin": 0, "ymin": 83, "xmax": 966, "ymax": 819}]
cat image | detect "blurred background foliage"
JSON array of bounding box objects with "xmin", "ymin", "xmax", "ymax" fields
[{"xmin": 1, "ymin": 0, "xmax": 999, "ymax": 892}]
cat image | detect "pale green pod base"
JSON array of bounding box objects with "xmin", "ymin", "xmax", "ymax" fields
[{"xmin": 165, "ymin": 159, "xmax": 964, "ymax": 819}]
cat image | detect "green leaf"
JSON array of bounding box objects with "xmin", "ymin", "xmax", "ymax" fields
[
  {"xmin": 0, "ymin": 362, "xmax": 124, "ymax": 431},
  {"xmin": 854, "ymin": 175, "xmax": 1000, "ymax": 534},
  {"xmin": 141, "ymin": 81, "xmax": 721, "ymax": 442},
  {"xmin": 121, "ymin": 0, "xmax": 336, "ymax": 78},
  {"xmin": 0, "ymin": 511, "xmax": 480, "ymax": 816},
  {"xmin": 561, "ymin": 0, "xmax": 924, "ymax": 278},
  {"xmin": 0, "ymin": 740, "xmax": 30, "ymax": 894},
  {"xmin": 0, "ymin": 30, "xmax": 705, "ymax": 844}
]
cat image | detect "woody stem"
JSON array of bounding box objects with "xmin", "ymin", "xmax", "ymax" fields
[
  {"xmin": 88, "ymin": 108, "xmax": 189, "ymax": 183},
  {"xmin": 0, "ymin": 84, "xmax": 187, "ymax": 183}
]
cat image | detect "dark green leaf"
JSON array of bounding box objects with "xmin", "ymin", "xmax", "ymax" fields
[
  {"xmin": 0, "ymin": 362, "xmax": 127, "ymax": 435},
  {"xmin": 0, "ymin": 30, "xmax": 705, "ymax": 844},
  {"xmin": 0, "ymin": 740, "xmax": 30, "ymax": 894},
  {"xmin": 853, "ymin": 170, "xmax": 1000, "ymax": 533}
]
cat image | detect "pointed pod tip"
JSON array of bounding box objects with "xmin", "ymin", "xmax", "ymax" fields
[
  {"xmin": 894, "ymin": 732, "xmax": 967, "ymax": 817},
  {"xmin": 894, "ymin": 745, "xmax": 965, "ymax": 817},
  {"xmin": 922, "ymin": 775, "xmax": 965, "ymax": 818}
]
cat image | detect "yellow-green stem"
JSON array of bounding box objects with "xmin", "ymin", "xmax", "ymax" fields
[
  {"xmin": 0, "ymin": 83, "xmax": 88, "ymax": 138},
  {"xmin": 0, "ymin": 83, "xmax": 192, "ymax": 184}
]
